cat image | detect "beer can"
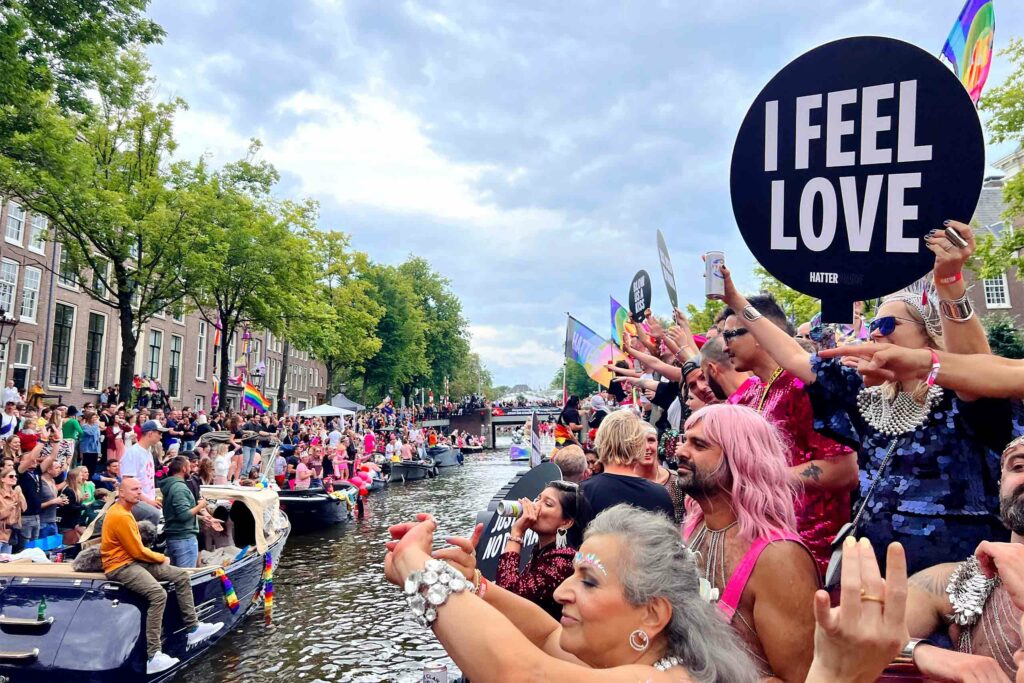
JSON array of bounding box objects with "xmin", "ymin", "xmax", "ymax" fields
[
  {"xmin": 705, "ymin": 250, "xmax": 726, "ymax": 300},
  {"xmin": 422, "ymin": 663, "xmax": 448, "ymax": 682},
  {"xmin": 496, "ymin": 500, "xmax": 523, "ymax": 518}
]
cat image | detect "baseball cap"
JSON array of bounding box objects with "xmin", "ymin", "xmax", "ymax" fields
[{"xmin": 140, "ymin": 420, "xmax": 168, "ymax": 434}]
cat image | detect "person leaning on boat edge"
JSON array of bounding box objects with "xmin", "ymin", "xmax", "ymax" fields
[
  {"xmin": 159, "ymin": 455, "xmax": 207, "ymax": 568},
  {"xmin": 101, "ymin": 477, "xmax": 223, "ymax": 674}
]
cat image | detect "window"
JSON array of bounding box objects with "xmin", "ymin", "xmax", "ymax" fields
[
  {"xmin": 196, "ymin": 321, "xmax": 207, "ymax": 379},
  {"xmin": 50, "ymin": 303, "xmax": 75, "ymax": 387},
  {"xmin": 14, "ymin": 341, "xmax": 31, "ymax": 366},
  {"xmin": 195, "ymin": 396, "xmax": 204, "ymax": 412},
  {"xmin": 172, "ymin": 306, "xmax": 184, "ymax": 324},
  {"xmin": 58, "ymin": 247, "xmax": 77, "ymax": 288},
  {"xmin": 984, "ymin": 274, "xmax": 1012, "ymax": 309},
  {"xmin": 169, "ymin": 335, "xmax": 182, "ymax": 399},
  {"xmin": 147, "ymin": 329, "xmax": 162, "ymax": 379},
  {"xmin": 5, "ymin": 202, "xmax": 24, "ymax": 244},
  {"xmin": 91, "ymin": 257, "xmax": 109, "ymax": 295},
  {"xmin": 84, "ymin": 312, "xmax": 106, "ymax": 391},
  {"xmin": 20, "ymin": 267, "xmax": 39, "ymax": 323},
  {"xmin": 0, "ymin": 260, "xmax": 17, "ymax": 317},
  {"xmin": 28, "ymin": 215, "xmax": 46, "ymax": 252}
]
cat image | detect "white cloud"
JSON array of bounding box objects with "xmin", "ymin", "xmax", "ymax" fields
[{"xmin": 469, "ymin": 324, "xmax": 563, "ymax": 380}]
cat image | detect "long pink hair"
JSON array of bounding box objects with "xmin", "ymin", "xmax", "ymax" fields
[{"xmin": 683, "ymin": 404, "xmax": 798, "ymax": 544}]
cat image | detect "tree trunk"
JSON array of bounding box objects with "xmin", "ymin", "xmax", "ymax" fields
[
  {"xmin": 218, "ymin": 323, "xmax": 232, "ymax": 414},
  {"xmin": 276, "ymin": 339, "xmax": 289, "ymax": 417},
  {"xmin": 117, "ymin": 305, "xmax": 138, "ymax": 405}
]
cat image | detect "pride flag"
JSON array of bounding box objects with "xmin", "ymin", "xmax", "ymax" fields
[
  {"xmin": 243, "ymin": 382, "xmax": 272, "ymax": 413},
  {"xmin": 564, "ymin": 315, "xmax": 628, "ymax": 388},
  {"xmin": 610, "ymin": 296, "xmax": 630, "ymax": 347},
  {"xmin": 942, "ymin": 0, "xmax": 995, "ymax": 103}
]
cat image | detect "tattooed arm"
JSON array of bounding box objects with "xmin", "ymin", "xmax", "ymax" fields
[{"xmin": 906, "ymin": 563, "xmax": 956, "ymax": 638}]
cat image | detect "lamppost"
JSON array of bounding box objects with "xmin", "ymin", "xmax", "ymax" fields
[{"xmin": 0, "ymin": 308, "xmax": 20, "ymax": 385}]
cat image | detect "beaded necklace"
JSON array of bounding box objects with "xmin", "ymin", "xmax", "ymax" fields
[{"xmin": 755, "ymin": 367, "xmax": 785, "ymax": 414}]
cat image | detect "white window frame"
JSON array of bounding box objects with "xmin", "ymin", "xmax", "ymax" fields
[
  {"xmin": 195, "ymin": 396, "xmax": 204, "ymax": 412},
  {"xmin": 983, "ymin": 273, "xmax": 1012, "ymax": 309},
  {"xmin": 169, "ymin": 334, "xmax": 183, "ymax": 400},
  {"xmin": 19, "ymin": 266, "xmax": 40, "ymax": 323},
  {"xmin": 83, "ymin": 311, "xmax": 107, "ymax": 392},
  {"xmin": 4, "ymin": 202, "xmax": 24, "ymax": 246},
  {"xmin": 28, "ymin": 214, "xmax": 47, "ymax": 254},
  {"xmin": 147, "ymin": 329, "xmax": 163, "ymax": 380},
  {"xmin": 49, "ymin": 301, "xmax": 77, "ymax": 390},
  {"xmin": 57, "ymin": 246, "xmax": 79, "ymax": 291},
  {"xmin": 196, "ymin": 321, "xmax": 207, "ymax": 380},
  {"xmin": 14, "ymin": 340, "xmax": 32, "ymax": 367},
  {"xmin": 91, "ymin": 257, "xmax": 109, "ymax": 296},
  {"xmin": 0, "ymin": 259, "xmax": 17, "ymax": 319}
]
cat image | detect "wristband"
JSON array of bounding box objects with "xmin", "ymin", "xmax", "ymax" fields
[
  {"xmin": 936, "ymin": 271, "xmax": 963, "ymax": 285},
  {"xmin": 477, "ymin": 576, "xmax": 489, "ymax": 599},
  {"xmin": 507, "ymin": 536, "xmax": 525, "ymax": 545},
  {"xmin": 926, "ymin": 349, "xmax": 940, "ymax": 387},
  {"xmin": 893, "ymin": 638, "xmax": 932, "ymax": 666}
]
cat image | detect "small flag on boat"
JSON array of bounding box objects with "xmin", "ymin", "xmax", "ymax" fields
[
  {"xmin": 214, "ymin": 568, "xmax": 240, "ymax": 613},
  {"xmin": 941, "ymin": 0, "xmax": 995, "ymax": 103},
  {"xmin": 262, "ymin": 552, "xmax": 274, "ymax": 626},
  {"xmin": 243, "ymin": 382, "xmax": 272, "ymax": 413}
]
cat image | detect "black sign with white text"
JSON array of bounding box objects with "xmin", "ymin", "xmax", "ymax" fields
[
  {"xmin": 730, "ymin": 37, "xmax": 984, "ymax": 322},
  {"xmin": 629, "ymin": 269, "xmax": 652, "ymax": 323},
  {"xmin": 656, "ymin": 229, "xmax": 679, "ymax": 309}
]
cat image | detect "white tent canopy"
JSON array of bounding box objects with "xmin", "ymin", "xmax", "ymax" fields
[{"xmin": 296, "ymin": 404, "xmax": 355, "ymax": 418}]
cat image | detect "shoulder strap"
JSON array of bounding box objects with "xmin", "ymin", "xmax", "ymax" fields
[
  {"xmin": 717, "ymin": 537, "xmax": 772, "ymax": 620},
  {"xmin": 849, "ymin": 437, "xmax": 901, "ymax": 529}
]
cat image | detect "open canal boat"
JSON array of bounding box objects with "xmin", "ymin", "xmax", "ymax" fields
[
  {"xmin": 0, "ymin": 485, "xmax": 290, "ymax": 682},
  {"xmin": 277, "ymin": 484, "xmax": 354, "ymax": 532},
  {"xmin": 427, "ymin": 445, "xmax": 462, "ymax": 468},
  {"xmin": 389, "ymin": 460, "xmax": 437, "ymax": 483}
]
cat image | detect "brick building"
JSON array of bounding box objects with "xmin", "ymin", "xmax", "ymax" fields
[{"xmin": 0, "ymin": 198, "xmax": 326, "ymax": 412}]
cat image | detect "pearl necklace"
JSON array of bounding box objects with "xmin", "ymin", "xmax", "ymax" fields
[
  {"xmin": 856, "ymin": 384, "xmax": 943, "ymax": 436},
  {"xmin": 654, "ymin": 655, "xmax": 683, "ymax": 671}
]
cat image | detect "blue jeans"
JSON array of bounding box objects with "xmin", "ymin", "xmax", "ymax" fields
[
  {"xmin": 19, "ymin": 515, "xmax": 40, "ymax": 543},
  {"xmin": 39, "ymin": 522, "xmax": 58, "ymax": 538},
  {"xmin": 242, "ymin": 446, "xmax": 258, "ymax": 476},
  {"xmin": 167, "ymin": 536, "xmax": 199, "ymax": 568},
  {"xmin": 0, "ymin": 542, "xmax": 12, "ymax": 554}
]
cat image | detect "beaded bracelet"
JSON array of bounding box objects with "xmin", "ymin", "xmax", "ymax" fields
[
  {"xmin": 403, "ymin": 559, "xmax": 470, "ymax": 627},
  {"xmin": 926, "ymin": 349, "xmax": 941, "ymax": 387}
]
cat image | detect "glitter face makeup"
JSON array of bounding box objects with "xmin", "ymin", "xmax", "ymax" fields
[{"xmin": 573, "ymin": 551, "xmax": 608, "ymax": 577}]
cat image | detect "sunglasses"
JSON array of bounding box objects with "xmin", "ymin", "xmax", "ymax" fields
[
  {"xmin": 722, "ymin": 328, "xmax": 749, "ymax": 341},
  {"xmin": 868, "ymin": 316, "xmax": 921, "ymax": 337}
]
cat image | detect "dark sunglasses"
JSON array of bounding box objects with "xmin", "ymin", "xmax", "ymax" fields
[
  {"xmin": 868, "ymin": 316, "xmax": 920, "ymax": 337},
  {"xmin": 722, "ymin": 328, "xmax": 749, "ymax": 341}
]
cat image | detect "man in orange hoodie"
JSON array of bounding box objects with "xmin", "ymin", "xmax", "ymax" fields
[{"xmin": 102, "ymin": 478, "xmax": 222, "ymax": 674}]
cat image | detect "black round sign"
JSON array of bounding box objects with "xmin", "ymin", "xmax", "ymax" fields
[
  {"xmin": 629, "ymin": 269, "xmax": 652, "ymax": 323},
  {"xmin": 730, "ymin": 37, "xmax": 984, "ymax": 322}
]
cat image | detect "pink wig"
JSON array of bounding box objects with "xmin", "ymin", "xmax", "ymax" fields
[{"xmin": 683, "ymin": 404, "xmax": 798, "ymax": 544}]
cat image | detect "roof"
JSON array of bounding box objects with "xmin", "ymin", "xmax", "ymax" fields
[
  {"xmin": 974, "ymin": 179, "xmax": 1009, "ymax": 237},
  {"xmin": 330, "ymin": 392, "xmax": 365, "ymax": 411}
]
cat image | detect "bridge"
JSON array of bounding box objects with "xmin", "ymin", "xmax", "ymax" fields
[{"xmin": 412, "ymin": 406, "xmax": 562, "ymax": 448}]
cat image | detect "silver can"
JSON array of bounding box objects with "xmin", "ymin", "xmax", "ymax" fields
[
  {"xmin": 422, "ymin": 663, "xmax": 448, "ymax": 682},
  {"xmin": 705, "ymin": 250, "xmax": 725, "ymax": 300},
  {"xmin": 496, "ymin": 500, "xmax": 523, "ymax": 518}
]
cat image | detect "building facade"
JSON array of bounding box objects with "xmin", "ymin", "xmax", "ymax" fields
[{"xmin": 0, "ymin": 198, "xmax": 326, "ymax": 411}]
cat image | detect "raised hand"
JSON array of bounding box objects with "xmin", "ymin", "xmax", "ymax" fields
[
  {"xmin": 924, "ymin": 220, "xmax": 975, "ymax": 282},
  {"xmin": 975, "ymin": 541, "xmax": 1024, "ymax": 612},
  {"xmin": 431, "ymin": 523, "xmax": 484, "ymax": 582},
  {"xmin": 817, "ymin": 344, "xmax": 932, "ymax": 387},
  {"xmin": 383, "ymin": 512, "xmax": 437, "ymax": 585}
]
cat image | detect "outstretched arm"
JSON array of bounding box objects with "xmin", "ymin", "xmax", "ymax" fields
[
  {"xmin": 622, "ymin": 340, "xmax": 682, "ymax": 381},
  {"xmin": 719, "ymin": 265, "xmax": 815, "ymax": 384}
]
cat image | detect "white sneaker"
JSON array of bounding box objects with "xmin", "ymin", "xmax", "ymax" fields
[
  {"xmin": 186, "ymin": 621, "xmax": 223, "ymax": 647},
  {"xmin": 147, "ymin": 651, "xmax": 179, "ymax": 674}
]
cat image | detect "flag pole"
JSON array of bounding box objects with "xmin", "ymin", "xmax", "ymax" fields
[{"xmin": 563, "ymin": 313, "xmax": 570, "ymax": 408}]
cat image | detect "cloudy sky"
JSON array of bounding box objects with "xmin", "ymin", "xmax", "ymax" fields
[{"xmin": 145, "ymin": 0, "xmax": 1023, "ymax": 388}]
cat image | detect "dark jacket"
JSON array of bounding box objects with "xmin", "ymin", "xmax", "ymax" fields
[{"xmin": 158, "ymin": 475, "xmax": 198, "ymax": 540}]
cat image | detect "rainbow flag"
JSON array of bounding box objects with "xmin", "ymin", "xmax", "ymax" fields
[
  {"xmin": 610, "ymin": 296, "xmax": 630, "ymax": 347},
  {"xmin": 941, "ymin": 0, "xmax": 995, "ymax": 103},
  {"xmin": 215, "ymin": 568, "xmax": 240, "ymax": 613},
  {"xmin": 211, "ymin": 375, "xmax": 219, "ymax": 408},
  {"xmin": 243, "ymin": 382, "xmax": 272, "ymax": 413},
  {"xmin": 564, "ymin": 315, "xmax": 628, "ymax": 388}
]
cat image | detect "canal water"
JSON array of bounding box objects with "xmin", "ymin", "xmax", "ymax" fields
[{"xmin": 178, "ymin": 447, "xmax": 523, "ymax": 682}]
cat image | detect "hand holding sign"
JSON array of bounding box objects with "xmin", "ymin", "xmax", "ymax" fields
[
  {"xmin": 628, "ymin": 270, "xmax": 652, "ymax": 323},
  {"xmin": 923, "ymin": 220, "xmax": 974, "ymax": 282}
]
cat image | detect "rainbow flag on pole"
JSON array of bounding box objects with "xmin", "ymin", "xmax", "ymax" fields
[
  {"xmin": 565, "ymin": 315, "xmax": 628, "ymax": 388},
  {"xmin": 243, "ymin": 382, "xmax": 272, "ymax": 413},
  {"xmin": 610, "ymin": 296, "xmax": 630, "ymax": 348},
  {"xmin": 941, "ymin": 0, "xmax": 995, "ymax": 103}
]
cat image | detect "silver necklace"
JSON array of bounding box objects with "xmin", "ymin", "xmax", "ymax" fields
[
  {"xmin": 654, "ymin": 655, "xmax": 683, "ymax": 671},
  {"xmin": 856, "ymin": 384, "xmax": 943, "ymax": 436},
  {"xmin": 947, "ymin": 555, "xmax": 999, "ymax": 652},
  {"xmin": 689, "ymin": 521, "xmax": 738, "ymax": 603}
]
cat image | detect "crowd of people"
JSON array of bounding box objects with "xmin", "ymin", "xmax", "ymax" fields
[{"xmin": 384, "ymin": 221, "xmax": 1024, "ymax": 682}]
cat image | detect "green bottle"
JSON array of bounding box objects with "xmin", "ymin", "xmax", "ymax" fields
[{"xmin": 37, "ymin": 596, "xmax": 46, "ymax": 621}]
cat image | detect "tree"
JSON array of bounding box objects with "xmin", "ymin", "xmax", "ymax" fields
[
  {"xmin": 447, "ymin": 352, "xmax": 493, "ymax": 399},
  {"xmin": 358, "ymin": 264, "xmax": 428, "ymax": 403},
  {"xmin": 984, "ymin": 314, "xmax": 1024, "ymax": 359},
  {"xmin": 292, "ymin": 230, "xmax": 383, "ymax": 396},
  {"xmin": 753, "ymin": 265, "xmax": 820, "ymax": 325},
  {"xmin": 0, "ymin": 53, "xmax": 202, "ymax": 401},
  {"xmin": 550, "ymin": 362, "xmax": 599, "ymax": 398},
  {"xmin": 685, "ymin": 300, "xmax": 725, "ymax": 335}
]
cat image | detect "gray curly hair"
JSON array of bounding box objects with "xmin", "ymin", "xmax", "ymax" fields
[{"xmin": 586, "ymin": 505, "xmax": 757, "ymax": 683}]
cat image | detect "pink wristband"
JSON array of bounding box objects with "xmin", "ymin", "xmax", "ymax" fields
[{"xmin": 926, "ymin": 349, "xmax": 941, "ymax": 386}]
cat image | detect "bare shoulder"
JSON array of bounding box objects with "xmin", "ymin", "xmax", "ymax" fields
[
  {"xmin": 535, "ymin": 661, "xmax": 693, "ymax": 683},
  {"xmin": 749, "ymin": 539, "xmax": 819, "ymax": 596},
  {"xmin": 909, "ymin": 562, "xmax": 958, "ymax": 596}
]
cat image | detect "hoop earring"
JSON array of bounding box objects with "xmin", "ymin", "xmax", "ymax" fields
[
  {"xmin": 556, "ymin": 527, "xmax": 568, "ymax": 549},
  {"xmin": 628, "ymin": 629, "xmax": 649, "ymax": 652}
]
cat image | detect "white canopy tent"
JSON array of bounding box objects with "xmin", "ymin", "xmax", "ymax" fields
[{"xmin": 296, "ymin": 404, "xmax": 355, "ymax": 418}]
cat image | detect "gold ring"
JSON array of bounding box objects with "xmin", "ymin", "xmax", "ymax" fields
[{"xmin": 860, "ymin": 588, "xmax": 885, "ymax": 603}]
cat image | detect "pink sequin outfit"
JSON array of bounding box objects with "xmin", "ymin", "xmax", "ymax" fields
[{"xmin": 729, "ymin": 371, "xmax": 852, "ymax": 574}]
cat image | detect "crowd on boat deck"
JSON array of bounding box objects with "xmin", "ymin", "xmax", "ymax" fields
[{"xmin": 383, "ymin": 222, "xmax": 1024, "ymax": 682}]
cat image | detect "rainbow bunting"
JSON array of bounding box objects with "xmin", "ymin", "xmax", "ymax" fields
[
  {"xmin": 213, "ymin": 319, "xmax": 222, "ymax": 349},
  {"xmin": 564, "ymin": 315, "xmax": 629, "ymax": 388},
  {"xmin": 215, "ymin": 568, "xmax": 240, "ymax": 613},
  {"xmin": 262, "ymin": 553, "xmax": 274, "ymax": 626},
  {"xmin": 243, "ymin": 382, "xmax": 272, "ymax": 413},
  {"xmin": 941, "ymin": 0, "xmax": 995, "ymax": 103}
]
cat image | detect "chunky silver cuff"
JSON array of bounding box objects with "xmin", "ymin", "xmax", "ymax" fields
[
  {"xmin": 742, "ymin": 305, "xmax": 763, "ymax": 322},
  {"xmin": 939, "ymin": 293, "xmax": 975, "ymax": 323},
  {"xmin": 893, "ymin": 637, "xmax": 931, "ymax": 666},
  {"xmin": 403, "ymin": 558, "xmax": 470, "ymax": 627}
]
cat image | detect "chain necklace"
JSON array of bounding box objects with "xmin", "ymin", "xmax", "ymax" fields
[
  {"xmin": 947, "ymin": 555, "xmax": 1000, "ymax": 653},
  {"xmin": 689, "ymin": 521, "xmax": 738, "ymax": 603},
  {"xmin": 654, "ymin": 655, "xmax": 683, "ymax": 671},
  {"xmin": 755, "ymin": 367, "xmax": 785, "ymax": 414},
  {"xmin": 856, "ymin": 384, "xmax": 943, "ymax": 436}
]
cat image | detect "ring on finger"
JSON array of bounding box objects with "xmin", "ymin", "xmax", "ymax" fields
[{"xmin": 860, "ymin": 588, "xmax": 885, "ymax": 603}]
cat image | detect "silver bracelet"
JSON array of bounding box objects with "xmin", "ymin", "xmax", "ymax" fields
[
  {"xmin": 893, "ymin": 637, "xmax": 932, "ymax": 666},
  {"xmin": 742, "ymin": 305, "xmax": 763, "ymax": 322},
  {"xmin": 939, "ymin": 292, "xmax": 975, "ymax": 323},
  {"xmin": 404, "ymin": 558, "xmax": 470, "ymax": 627}
]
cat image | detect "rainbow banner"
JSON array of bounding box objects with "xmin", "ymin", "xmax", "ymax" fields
[
  {"xmin": 243, "ymin": 382, "xmax": 272, "ymax": 413},
  {"xmin": 610, "ymin": 296, "xmax": 630, "ymax": 348},
  {"xmin": 565, "ymin": 315, "xmax": 628, "ymax": 388},
  {"xmin": 941, "ymin": 0, "xmax": 995, "ymax": 103}
]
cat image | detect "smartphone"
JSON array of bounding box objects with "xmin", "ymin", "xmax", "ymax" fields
[{"xmin": 946, "ymin": 226, "xmax": 968, "ymax": 249}]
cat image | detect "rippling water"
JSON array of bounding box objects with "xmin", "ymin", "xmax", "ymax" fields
[{"xmin": 178, "ymin": 449, "xmax": 521, "ymax": 683}]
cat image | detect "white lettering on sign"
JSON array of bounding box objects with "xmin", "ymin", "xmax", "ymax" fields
[
  {"xmin": 632, "ymin": 274, "xmax": 647, "ymax": 310},
  {"xmin": 809, "ymin": 272, "xmax": 839, "ymax": 283},
  {"xmin": 764, "ymin": 79, "xmax": 930, "ymax": 255}
]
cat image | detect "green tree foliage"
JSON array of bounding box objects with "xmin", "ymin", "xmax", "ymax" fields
[
  {"xmin": 447, "ymin": 352, "xmax": 493, "ymax": 399},
  {"xmin": 359, "ymin": 264, "xmax": 428, "ymax": 403},
  {"xmin": 550, "ymin": 362, "xmax": 599, "ymax": 398},
  {"xmin": 753, "ymin": 265, "xmax": 820, "ymax": 325},
  {"xmin": 685, "ymin": 300, "xmax": 725, "ymax": 335},
  {"xmin": 984, "ymin": 314, "xmax": 1024, "ymax": 359},
  {"xmin": 0, "ymin": 53, "xmax": 201, "ymax": 401}
]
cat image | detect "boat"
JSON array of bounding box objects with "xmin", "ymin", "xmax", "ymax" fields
[
  {"xmin": 509, "ymin": 444, "xmax": 530, "ymax": 462},
  {"xmin": 460, "ymin": 444, "xmax": 484, "ymax": 455},
  {"xmin": 427, "ymin": 445, "xmax": 462, "ymax": 468},
  {"xmin": 277, "ymin": 483, "xmax": 354, "ymax": 532},
  {"xmin": 389, "ymin": 460, "xmax": 437, "ymax": 483},
  {"xmin": 0, "ymin": 485, "xmax": 290, "ymax": 682},
  {"xmin": 365, "ymin": 471, "xmax": 387, "ymax": 492}
]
